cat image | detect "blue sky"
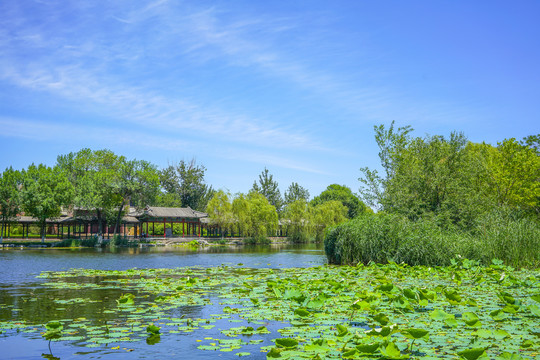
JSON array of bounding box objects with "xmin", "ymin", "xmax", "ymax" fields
[{"xmin": 1, "ymin": 0, "xmax": 538, "ymax": 198}]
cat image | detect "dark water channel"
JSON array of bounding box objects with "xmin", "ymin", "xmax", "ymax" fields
[{"xmin": 0, "ymin": 244, "xmax": 326, "ymax": 359}]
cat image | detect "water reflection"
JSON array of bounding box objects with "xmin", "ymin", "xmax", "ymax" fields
[{"xmin": 0, "ymin": 243, "xmax": 326, "ymax": 359}]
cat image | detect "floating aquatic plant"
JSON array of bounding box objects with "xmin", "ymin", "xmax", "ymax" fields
[{"xmin": 1, "ymin": 261, "xmax": 538, "ymax": 359}]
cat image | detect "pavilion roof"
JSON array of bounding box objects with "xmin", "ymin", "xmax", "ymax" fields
[{"xmin": 141, "ymin": 206, "xmax": 208, "ymax": 219}]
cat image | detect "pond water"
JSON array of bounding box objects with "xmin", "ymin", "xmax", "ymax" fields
[{"xmin": 0, "ymin": 244, "xmax": 326, "ymax": 359}]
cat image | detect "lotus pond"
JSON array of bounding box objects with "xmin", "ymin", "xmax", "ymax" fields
[{"xmin": 0, "ymin": 246, "xmax": 539, "ymax": 359}]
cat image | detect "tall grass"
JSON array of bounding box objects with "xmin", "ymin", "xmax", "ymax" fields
[{"xmin": 325, "ymin": 210, "xmax": 540, "ymax": 268}]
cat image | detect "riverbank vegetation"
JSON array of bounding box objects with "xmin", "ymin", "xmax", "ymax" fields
[
  {"xmin": 1, "ymin": 149, "xmax": 365, "ymax": 244},
  {"xmin": 327, "ymin": 123, "xmax": 539, "ymax": 267}
]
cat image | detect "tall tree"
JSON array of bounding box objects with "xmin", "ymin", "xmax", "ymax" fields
[
  {"xmin": 206, "ymin": 190, "xmax": 234, "ymax": 238},
  {"xmin": 311, "ymin": 184, "xmax": 368, "ymax": 219},
  {"xmin": 20, "ymin": 164, "xmax": 73, "ymax": 242},
  {"xmin": 231, "ymin": 191, "xmax": 279, "ymax": 240},
  {"xmin": 252, "ymin": 168, "xmax": 283, "ymax": 213},
  {"xmin": 359, "ymin": 124, "xmax": 540, "ymax": 229},
  {"xmin": 232, "ymin": 193, "xmax": 250, "ymax": 237},
  {"xmin": 111, "ymin": 159, "xmax": 160, "ymax": 237},
  {"xmin": 486, "ymin": 138, "xmax": 540, "ymax": 214},
  {"xmin": 158, "ymin": 159, "xmax": 214, "ymax": 211},
  {"xmin": 57, "ymin": 149, "xmax": 122, "ymax": 238},
  {"xmin": 245, "ymin": 191, "xmax": 279, "ymax": 240},
  {"xmin": 359, "ymin": 121, "xmax": 413, "ymax": 210},
  {"xmin": 282, "ymin": 199, "xmax": 311, "ymax": 243},
  {"xmin": 0, "ymin": 167, "xmax": 22, "ymax": 243},
  {"xmin": 284, "ymin": 182, "xmax": 310, "ymax": 204},
  {"xmin": 310, "ymin": 200, "xmax": 348, "ymax": 241}
]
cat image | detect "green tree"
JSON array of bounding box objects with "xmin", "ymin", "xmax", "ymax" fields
[
  {"xmin": 359, "ymin": 121, "xmax": 413, "ymax": 210},
  {"xmin": 521, "ymin": 134, "xmax": 540, "ymax": 155},
  {"xmin": 311, "ymin": 184, "xmax": 368, "ymax": 219},
  {"xmin": 486, "ymin": 138, "xmax": 540, "ymax": 214},
  {"xmin": 206, "ymin": 190, "xmax": 234, "ymax": 238},
  {"xmin": 282, "ymin": 199, "xmax": 311, "ymax": 242},
  {"xmin": 311, "ymin": 200, "xmax": 348, "ymax": 241},
  {"xmin": 111, "ymin": 159, "xmax": 160, "ymax": 237},
  {"xmin": 385, "ymin": 133, "xmax": 471, "ymax": 223},
  {"xmin": 284, "ymin": 182, "xmax": 310, "ymax": 204},
  {"xmin": 0, "ymin": 167, "xmax": 22, "ymax": 243},
  {"xmin": 158, "ymin": 159, "xmax": 214, "ymax": 211},
  {"xmin": 245, "ymin": 191, "xmax": 279, "ymax": 240},
  {"xmin": 232, "ymin": 193, "xmax": 250, "ymax": 237},
  {"xmin": 232, "ymin": 191, "xmax": 278, "ymax": 241},
  {"xmin": 57, "ymin": 148, "xmax": 122, "ymax": 238},
  {"xmin": 252, "ymin": 168, "xmax": 283, "ymax": 214},
  {"xmin": 360, "ymin": 124, "xmax": 540, "ymax": 229},
  {"xmin": 21, "ymin": 164, "xmax": 73, "ymax": 242}
]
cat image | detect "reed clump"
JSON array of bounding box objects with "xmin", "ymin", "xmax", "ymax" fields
[{"xmin": 325, "ymin": 210, "xmax": 539, "ymax": 268}]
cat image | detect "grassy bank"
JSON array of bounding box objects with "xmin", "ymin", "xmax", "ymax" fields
[{"xmin": 325, "ymin": 211, "xmax": 540, "ymax": 268}]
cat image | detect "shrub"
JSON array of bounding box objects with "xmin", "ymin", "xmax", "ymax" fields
[
  {"xmin": 111, "ymin": 235, "xmax": 128, "ymax": 247},
  {"xmin": 243, "ymin": 236, "xmax": 270, "ymax": 245}
]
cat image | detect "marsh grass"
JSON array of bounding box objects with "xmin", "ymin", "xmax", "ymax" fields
[{"xmin": 325, "ymin": 210, "xmax": 540, "ymax": 268}]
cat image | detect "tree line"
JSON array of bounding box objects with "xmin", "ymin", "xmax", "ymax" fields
[
  {"xmin": 0, "ymin": 149, "xmax": 368, "ymax": 242},
  {"xmin": 359, "ymin": 122, "xmax": 539, "ymax": 228},
  {"xmin": 326, "ymin": 123, "xmax": 539, "ymax": 267}
]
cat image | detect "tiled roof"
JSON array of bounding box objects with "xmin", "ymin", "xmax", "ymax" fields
[{"xmin": 143, "ymin": 206, "xmax": 208, "ymax": 219}]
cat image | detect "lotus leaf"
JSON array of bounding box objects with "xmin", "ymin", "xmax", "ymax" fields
[
  {"xmin": 457, "ymin": 347, "xmax": 487, "ymax": 360},
  {"xmin": 275, "ymin": 338, "xmax": 299, "ymax": 348},
  {"xmin": 379, "ymin": 341, "xmax": 409, "ymax": 359},
  {"xmin": 356, "ymin": 342, "xmax": 380, "ymax": 354},
  {"xmin": 294, "ymin": 308, "xmax": 310, "ymax": 317},
  {"xmin": 146, "ymin": 324, "xmax": 160, "ymax": 335},
  {"xmin": 401, "ymin": 328, "xmax": 429, "ymax": 339}
]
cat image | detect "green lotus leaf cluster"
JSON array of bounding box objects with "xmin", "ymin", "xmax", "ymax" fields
[{"xmin": 1, "ymin": 260, "xmax": 539, "ymax": 359}]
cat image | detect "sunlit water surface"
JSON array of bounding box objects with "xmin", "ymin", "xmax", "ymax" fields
[{"xmin": 0, "ymin": 244, "xmax": 326, "ymax": 359}]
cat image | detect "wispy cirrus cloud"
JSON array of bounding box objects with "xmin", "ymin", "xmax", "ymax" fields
[
  {"xmin": 0, "ymin": 116, "xmax": 197, "ymax": 152},
  {"xmin": 0, "ymin": 1, "xmax": 336, "ymax": 154}
]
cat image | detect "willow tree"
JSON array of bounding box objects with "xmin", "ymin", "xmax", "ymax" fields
[
  {"xmin": 231, "ymin": 191, "xmax": 278, "ymax": 241},
  {"xmin": 245, "ymin": 191, "xmax": 279, "ymax": 241},
  {"xmin": 282, "ymin": 199, "xmax": 311, "ymax": 243},
  {"xmin": 206, "ymin": 190, "xmax": 233, "ymax": 238},
  {"xmin": 310, "ymin": 200, "xmax": 348, "ymax": 241}
]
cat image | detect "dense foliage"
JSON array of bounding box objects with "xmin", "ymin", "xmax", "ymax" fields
[
  {"xmin": 325, "ymin": 211, "xmax": 540, "ymax": 268},
  {"xmin": 327, "ymin": 123, "xmax": 540, "ymax": 267},
  {"xmin": 205, "ymin": 190, "xmax": 279, "ymax": 241},
  {"xmin": 359, "ymin": 122, "xmax": 539, "ymax": 226},
  {"xmin": 311, "ymin": 184, "xmax": 370, "ymax": 219},
  {"xmin": 158, "ymin": 159, "xmax": 214, "ymax": 211},
  {"xmin": 57, "ymin": 149, "xmax": 160, "ymax": 238},
  {"xmin": 0, "ymin": 167, "xmax": 22, "ymax": 242},
  {"xmin": 20, "ymin": 164, "xmax": 73, "ymax": 242},
  {"xmin": 252, "ymin": 168, "xmax": 284, "ymax": 214}
]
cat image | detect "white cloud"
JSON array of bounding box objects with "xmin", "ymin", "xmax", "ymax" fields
[{"xmin": 0, "ymin": 117, "xmax": 196, "ymax": 152}]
